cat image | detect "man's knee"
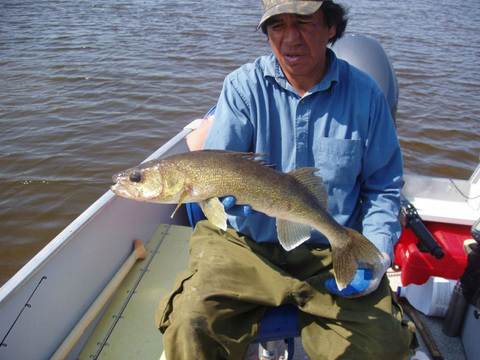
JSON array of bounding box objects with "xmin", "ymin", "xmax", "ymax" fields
[{"xmin": 162, "ymin": 315, "xmax": 225, "ymax": 360}]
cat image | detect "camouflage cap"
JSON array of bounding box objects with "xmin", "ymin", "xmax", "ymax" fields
[{"xmin": 259, "ymin": 0, "xmax": 324, "ymax": 28}]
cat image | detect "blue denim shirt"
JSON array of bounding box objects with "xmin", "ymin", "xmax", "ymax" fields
[{"xmin": 203, "ymin": 49, "xmax": 403, "ymax": 261}]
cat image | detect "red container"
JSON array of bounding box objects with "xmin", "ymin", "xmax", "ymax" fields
[{"xmin": 394, "ymin": 222, "xmax": 471, "ymax": 286}]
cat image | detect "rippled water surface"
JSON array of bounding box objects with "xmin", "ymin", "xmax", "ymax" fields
[{"xmin": 1, "ymin": 0, "xmax": 479, "ymax": 285}]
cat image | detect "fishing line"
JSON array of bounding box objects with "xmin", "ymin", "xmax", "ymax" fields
[
  {"xmin": 449, "ymin": 179, "xmax": 480, "ymax": 200},
  {"xmin": 0, "ymin": 276, "xmax": 47, "ymax": 348}
]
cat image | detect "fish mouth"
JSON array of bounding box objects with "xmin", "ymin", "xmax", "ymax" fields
[
  {"xmin": 110, "ymin": 173, "xmax": 141, "ymax": 199},
  {"xmin": 110, "ymin": 183, "xmax": 134, "ymax": 198}
]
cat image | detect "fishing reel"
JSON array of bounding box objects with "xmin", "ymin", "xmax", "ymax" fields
[{"xmin": 399, "ymin": 195, "xmax": 445, "ymax": 259}]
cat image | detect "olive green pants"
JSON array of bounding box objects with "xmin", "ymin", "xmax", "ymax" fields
[{"xmin": 156, "ymin": 221, "xmax": 417, "ymax": 359}]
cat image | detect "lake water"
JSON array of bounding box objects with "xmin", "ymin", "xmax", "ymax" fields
[{"xmin": 1, "ymin": 0, "xmax": 479, "ymax": 285}]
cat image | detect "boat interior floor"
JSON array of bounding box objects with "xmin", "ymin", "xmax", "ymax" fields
[
  {"xmin": 79, "ymin": 224, "xmax": 190, "ymax": 360},
  {"xmin": 78, "ymin": 224, "xmax": 467, "ymax": 360}
]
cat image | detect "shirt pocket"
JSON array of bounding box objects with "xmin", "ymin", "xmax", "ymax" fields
[{"xmin": 312, "ymin": 137, "xmax": 363, "ymax": 188}]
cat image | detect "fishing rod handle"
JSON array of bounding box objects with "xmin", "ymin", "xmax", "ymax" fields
[{"xmin": 409, "ymin": 218, "xmax": 444, "ymax": 259}]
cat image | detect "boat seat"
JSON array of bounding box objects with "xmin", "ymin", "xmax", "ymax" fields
[
  {"xmin": 186, "ymin": 202, "xmax": 300, "ymax": 359},
  {"xmin": 254, "ymin": 305, "xmax": 298, "ymax": 359}
]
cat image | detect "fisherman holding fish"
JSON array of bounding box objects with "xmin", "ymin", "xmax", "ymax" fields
[{"xmin": 113, "ymin": 0, "xmax": 418, "ymax": 358}]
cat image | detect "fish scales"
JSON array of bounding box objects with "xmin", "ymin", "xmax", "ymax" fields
[{"xmin": 111, "ymin": 150, "xmax": 383, "ymax": 289}]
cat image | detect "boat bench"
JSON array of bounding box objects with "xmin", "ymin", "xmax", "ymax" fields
[{"xmin": 78, "ymin": 223, "xmax": 299, "ymax": 359}]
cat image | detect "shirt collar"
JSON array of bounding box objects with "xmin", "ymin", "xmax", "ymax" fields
[{"xmin": 264, "ymin": 48, "xmax": 339, "ymax": 96}]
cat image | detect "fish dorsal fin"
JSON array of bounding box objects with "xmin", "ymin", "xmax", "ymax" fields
[
  {"xmin": 199, "ymin": 197, "xmax": 227, "ymax": 231},
  {"xmin": 289, "ymin": 167, "xmax": 328, "ymax": 208},
  {"xmin": 200, "ymin": 150, "xmax": 275, "ymax": 168},
  {"xmin": 230, "ymin": 152, "xmax": 274, "ymax": 167},
  {"xmin": 276, "ymin": 219, "xmax": 311, "ymax": 251}
]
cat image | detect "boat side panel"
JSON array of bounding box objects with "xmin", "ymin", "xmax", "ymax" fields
[
  {"xmin": 0, "ymin": 130, "xmax": 192, "ymax": 359},
  {"xmin": 403, "ymin": 174, "xmax": 479, "ymax": 225}
]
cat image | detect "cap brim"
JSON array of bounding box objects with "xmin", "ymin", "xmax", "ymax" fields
[{"xmin": 258, "ymin": 1, "xmax": 323, "ymax": 28}]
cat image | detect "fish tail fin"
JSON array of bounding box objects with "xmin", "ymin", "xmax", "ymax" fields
[{"xmin": 331, "ymin": 227, "xmax": 383, "ymax": 290}]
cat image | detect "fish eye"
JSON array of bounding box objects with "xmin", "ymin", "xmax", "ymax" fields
[{"xmin": 129, "ymin": 171, "xmax": 142, "ymax": 183}]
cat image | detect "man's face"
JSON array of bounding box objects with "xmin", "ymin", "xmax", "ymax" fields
[{"xmin": 267, "ymin": 10, "xmax": 336, "ymax": 91}]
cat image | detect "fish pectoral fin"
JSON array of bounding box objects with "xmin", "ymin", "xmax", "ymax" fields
[
  {"xmin": 200, "ymin": 197, "xmax": 227, "ymax": 231},
  {"xmin": 170, "ymin": 191, "xmax": 189, "ymax": 219},
  {"xmin": 276, "ymin": 219, "xmax": 311, "ymax": 251}
]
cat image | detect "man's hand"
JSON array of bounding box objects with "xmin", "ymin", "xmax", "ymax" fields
[
  {"xmin": 221, "ymin": 196, "xmax": 252, "ymax": 218},
  {"xmin": 325, "ymin": 252, "xmax": 391, "ymax": 298}
]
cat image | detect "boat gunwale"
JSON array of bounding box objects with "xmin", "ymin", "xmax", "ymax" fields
[{"xmin": 0, "ymin": 123, "xmax": 197, "ymax": 308}]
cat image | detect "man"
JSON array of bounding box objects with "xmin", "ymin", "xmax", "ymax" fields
[{"xmin": 157, "ymin": 1, "xmax": 417, "ymax": 358}]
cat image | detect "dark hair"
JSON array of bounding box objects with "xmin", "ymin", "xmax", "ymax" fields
[
  {"xmin": 321, "ymin": 1, "xmax": 348, "ymax": 44},
  {"xmin": 261, "ymin": 0, "xmax": 348, "ymax": 45}
]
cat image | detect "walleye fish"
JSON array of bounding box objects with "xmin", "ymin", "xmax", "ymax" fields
[{"xmin": 111, "ymin": 150, "xmax": 383, "ymax": 289}]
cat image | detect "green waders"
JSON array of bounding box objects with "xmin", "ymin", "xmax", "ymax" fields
[{"xmin": 156, "ymin": 221, "xmax": 417, "ymax": 359}]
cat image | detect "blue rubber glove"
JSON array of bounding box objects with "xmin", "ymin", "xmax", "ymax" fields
[
  {"xmin": 326, "ymin": 268, "xmax": 373, "ymax": 296},
  {"xmin": 221, "ymin": 196, "xmax": 253, "ymax": 218},
  {"xmin": 325, "ymin": 252, "xmax": 391, "ymax": 298}
]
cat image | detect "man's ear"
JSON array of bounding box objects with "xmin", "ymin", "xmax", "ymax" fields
[{"xmin": 328, "ymin": 25, "xmax": 336, "ymax": 41}]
